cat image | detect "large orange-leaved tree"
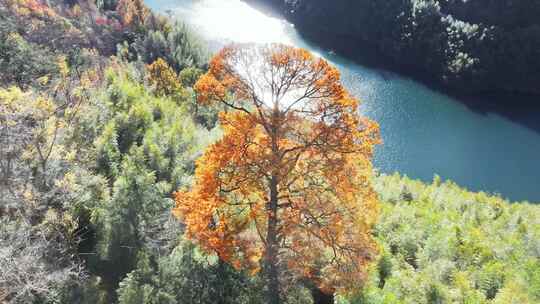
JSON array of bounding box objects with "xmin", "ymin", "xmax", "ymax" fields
[{"xmin": 173, "ymin": 43, "xmax": 381, "ymax": 304}]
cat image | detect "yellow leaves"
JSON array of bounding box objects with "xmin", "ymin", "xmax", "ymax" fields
[
  {"xmin": 492, "ymin": 280, "xmax": 531, "ymax": 304},
  {"xmin": 0, "ymin": 86, "xmax": 26, "ymax": 107},
  {"xmin": 337, "ymin": 95, "xmax": 359, "ymax": 108},
  {"xmin": 0, "ymin": 86, "xmax": 77, "ymax": 177},
  {"xmin": 8, "ymin": 0, "xmax": 56, "ymax": 18},
  {"xmin": 70, "ymin": 4, "xmax": 81, "ymax": 17},
  {"xmin": 146, "ymin": 58, "xmax": 183, "ymax": 96},
  {"xmin": 57, "ymin": 56, "xmax": 70, "ymax": 78},
  {"xmin": 35, "ymin": 96, "xmax": 54, "ymax": 113},
  {"xmin": 38, "ymin": 75, "xmax": 50, "ymax": 86},
  {"xmin": 22, "ymin": 188, "xmax": 35, "ymax": 201},
  {"xmin": 0, "ymin": 87, "xmax": 55, "ymax": 127},
  {"xmin": 5, "ymin": 32, "xmax": 24, "ymax": 50}
]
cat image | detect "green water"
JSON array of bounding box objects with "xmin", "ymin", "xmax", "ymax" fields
[{"xmin": 147, "ymin": 0, "xmax": 540, "ymax": 202}]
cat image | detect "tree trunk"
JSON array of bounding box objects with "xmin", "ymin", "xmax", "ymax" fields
[{"xmin": 265, "ymin": 174, "xmax": 281, "ymax": 304}]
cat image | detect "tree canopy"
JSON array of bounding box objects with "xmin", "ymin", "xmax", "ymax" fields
[{"xmin": 174, "ymin": 44, "xmax": 381, "ymax": 302}]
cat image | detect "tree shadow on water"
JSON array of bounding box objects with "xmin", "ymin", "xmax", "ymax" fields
[{"xmin": 450, "ymin": 91, "xmax": 540, "ymax": 134}]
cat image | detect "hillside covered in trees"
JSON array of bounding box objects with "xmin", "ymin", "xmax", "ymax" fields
[
  {"xmin": 1, "ymin": 0, "xmax": 539, "ymax": 303},
  {"xmin": 249, "ymin": 0, "xmax": 540, "ymax": 99}
]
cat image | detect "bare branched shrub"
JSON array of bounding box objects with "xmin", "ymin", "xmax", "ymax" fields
[{"xmin": 0, "ymin": 215, "xmax": 86, "ymax": 303}]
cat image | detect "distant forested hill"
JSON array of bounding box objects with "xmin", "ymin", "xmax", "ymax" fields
[{"xmin": 248, "ymin": 0, "xmax": 540, "ymax": 99}]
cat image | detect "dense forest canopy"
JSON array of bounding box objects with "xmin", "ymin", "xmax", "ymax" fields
[
  {"xmin": 252, "ymin": 0, "xmax": 540, "ymax": 98},
  {"xmin": 0, "ymin": 0, "xmax": 539, "ymax": 303}
]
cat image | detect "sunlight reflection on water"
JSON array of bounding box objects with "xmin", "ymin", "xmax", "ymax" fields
[{"xmin": 175, "ymin": 0, "xmax": 293, "ymax": 45}]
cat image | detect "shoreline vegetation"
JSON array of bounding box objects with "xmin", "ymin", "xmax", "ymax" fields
[
  {"xmin": 1, "ymin": 0, "xmax": 539, "ymax": 303},
  {"xmin": 244, "ymin": 0, "xmax": 540, "ymax": 106}
]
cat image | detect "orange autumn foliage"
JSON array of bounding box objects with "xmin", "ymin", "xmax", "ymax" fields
[
  {"xmin": 146, "ymin": 58, "xmax": 182, "ymax": 96},
  {"xmin": 116, "ymin": 0, "xmax": 150, "ymax": 27},
  {"xmin": 174, "ymin": 44, "xmax": 381, "ymax": 294},
  {"xmin": 8, "ymin": 0, "xmax": 55, "ymax": 17}
]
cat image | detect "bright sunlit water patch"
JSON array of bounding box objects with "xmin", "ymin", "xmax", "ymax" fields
[{"xmin": 167, "ymin": 0, "xmax": 293, "ymax": 45}]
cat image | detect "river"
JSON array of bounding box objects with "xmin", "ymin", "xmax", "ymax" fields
[{"xmin": 146, "ymin": 0, "xmax": 540, "ymax": 202}]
